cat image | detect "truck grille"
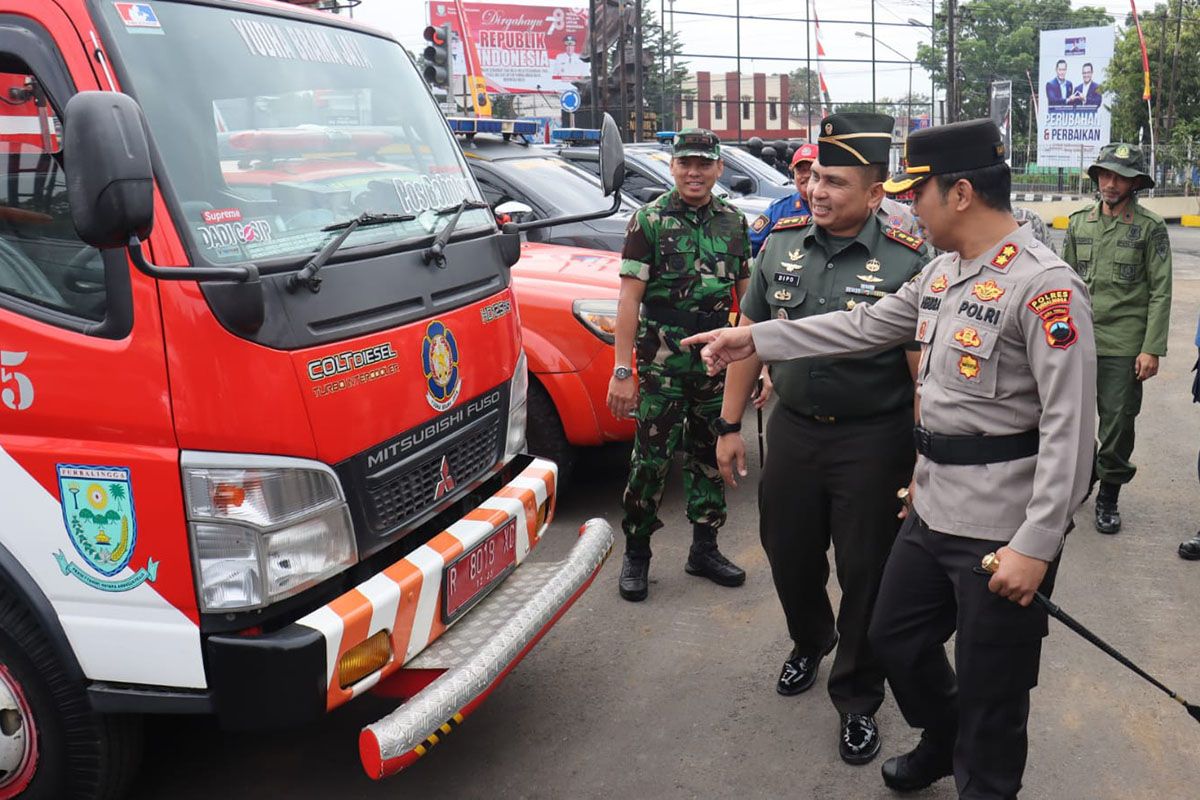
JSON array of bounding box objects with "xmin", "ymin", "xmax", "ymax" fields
[
  {"xmin": 364, "ymin": 416, "xmax": 502, "ymax": 532},
  {"xmin": 335, "ymin": 384, "xmax": 509, "ymax": 555}
]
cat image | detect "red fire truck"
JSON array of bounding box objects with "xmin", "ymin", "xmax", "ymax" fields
[{"xmin": 0, "ymin": 1, "xmax": 625, "ymax": 796}]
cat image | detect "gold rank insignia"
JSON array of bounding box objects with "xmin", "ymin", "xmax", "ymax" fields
[
  {"xmin": 865, "ymin": 258, "xmax": 881, "ymax": 272},
  {"xmin": 958, "ymin": 354, "xmax": 980, "ymax": 380},
  {"xmin": 990, "ymin": 243, "xmax": 1019, "ymax": 269},
  {"xmin": 972, "ymin": 280, "xmax": 1006, "ymax": 301},
  {"xmin": 856, "ymin": 274, "xmax": 883, "ymax": 283},
  {"xmin": 846, "ymin": 299, "xmax": 857, "ymax": 310},
  {"xmin": 788, "ymin": 248, "xmax": 803, "ymax": 261},
  {"xmin": 773, "ymin": 289, "xmax": 793, "ymax": 301}
]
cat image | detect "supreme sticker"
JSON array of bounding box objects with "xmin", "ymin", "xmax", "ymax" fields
[
  {"xmin": 201, "ymin": 208, "xmax": 244, "ymax": 225},
  {"xmin": 196, "ymin": 219, "xmax": 272, "ymax": 250}
]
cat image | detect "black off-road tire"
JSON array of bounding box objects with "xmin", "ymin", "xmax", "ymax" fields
[{"xmin": 525, "ymin": 379, "xmax": 577, "ymax": 489}]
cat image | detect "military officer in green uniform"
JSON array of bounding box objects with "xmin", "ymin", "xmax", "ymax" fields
[
  {"xmin": 715, "ymin": 113, "xmax": 928, "ymax": 765},
  {"xmin": 607, "ymin": 128, "xmax": 751, "ymax": 602},
  {"xmin": 1063, "ymin": 143, "xmax": 1172, "ymax": 534}
]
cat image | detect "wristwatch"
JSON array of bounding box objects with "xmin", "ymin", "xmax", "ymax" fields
[
  {"xmin": 613, "ymin": 366, "xmax": 633, "ymax": 380},
  {"xmin": 712, "ymin": 417, "xmax": 742, "ymax": 436}
]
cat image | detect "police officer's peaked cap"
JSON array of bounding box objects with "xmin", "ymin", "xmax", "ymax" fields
[
  {"xmin": 1087, "ymin": 143, "xmax": 1154, "ymax": 190},
  {"xmin": 563, "ymin": 34, "xmax": 576, "ymax": 44},
  {"xmin": 817, "ymin": 113, "xmax": 894, "ymax": 167},
  {"xmin": 883, "ymin": 118, "xmax": 1006, "ymax": 194},
  {"xmin": 673, "ymin": 128, "xmax": 721, "ymax": 160}
]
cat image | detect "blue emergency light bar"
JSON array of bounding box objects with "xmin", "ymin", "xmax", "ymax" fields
[
  {"xmin": 550, "ymin": 127, "xmax": 602, "ymax": 144},
  {"xmin": 446, "ymin": 117, "xmax": 541, "ymax": 137},
  {"xmin": 655, "ymin": 131, "xmax": 676, "ymax": 143}
]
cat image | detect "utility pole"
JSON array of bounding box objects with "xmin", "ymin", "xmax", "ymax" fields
[
  {"xmin": 619, "ymin": 0, "xmax": 627, "ymax": 140},
  {"xmin": 946, "ymin": 0, "xmax": 957, "ymax": 122},
  {"xmin": 634, "ymin": 0, "xmax": 644, "ymax": 141},
  {"xmin": 589, "ymin": 0, "xmax": 598, "ymax": 127},
  {"xmin": 870, "ymin": 0, "xmax": 877, "ymax": 112}
]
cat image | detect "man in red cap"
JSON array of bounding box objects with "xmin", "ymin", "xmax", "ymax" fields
[{"xmin": 749, "ymin": 142, "xmax": 818, "ymax": 255}]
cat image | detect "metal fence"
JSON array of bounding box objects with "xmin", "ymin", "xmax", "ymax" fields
[{"xmin": 1007, "ymin": 143, "xmax": 1200, "ymax": 198}]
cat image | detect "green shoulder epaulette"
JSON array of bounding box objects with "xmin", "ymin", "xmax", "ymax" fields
[
  {"xmin": 773, "ymin": 214, "xmax": 811, "ymax": 231},
  {"xmin": 883, "ymin": 226, "xmax": 924, "ymax": 251}
]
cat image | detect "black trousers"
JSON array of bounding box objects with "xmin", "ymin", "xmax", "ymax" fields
[
  {"xmin": 759, "ymin": 403, "xmax": 914, "ymax": 714},
  {"xmin": 869, "ymin": 514, "xmax": 1060, "ymax": 800}
]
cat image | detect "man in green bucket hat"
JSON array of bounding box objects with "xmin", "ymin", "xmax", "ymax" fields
[{"xmin": 1063, "ymin": 143, "xmax": 1172, "ymax": 535}]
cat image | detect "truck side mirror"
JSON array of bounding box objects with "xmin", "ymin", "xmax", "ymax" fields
[
  {"xmin": 597, "ymin": 113, "xmax": 626, "ymax": 197},
  {"xmin": 63, "ymin": 91, "xmax": 154, "ymax": 249},
  {"xmin": 729, "ymin": 176, "xmax": 753, "ymax": 194}
]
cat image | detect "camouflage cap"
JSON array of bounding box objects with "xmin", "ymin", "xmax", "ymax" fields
[
  {"xmin": 673, "ymin": 128, "xmax": 721, "ymax": 160},
  {"xmin": 1087, "ymin": 143, "xmax": 1154, "ymax": 190}
]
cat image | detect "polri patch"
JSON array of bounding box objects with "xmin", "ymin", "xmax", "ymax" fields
[
  {"xmin": 930, "ymin": 274, "xmax": 948, "ymax": 293},
  {"xmin": 958, "ymin": 354, "xmax": 981, "ymax": 380},
  {"xmin": 751, "ymin": 215, "xmax": 769, "ymax": 232},
  {"xmin": 972, "ymin": 280, "xmax": 1005, "ymax": 301},
  {"xmin": 954, "ymin": 327, "xmax": 982, "ymax": 348}
]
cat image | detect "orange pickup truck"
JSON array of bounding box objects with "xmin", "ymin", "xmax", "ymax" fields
[{"xmin": 511, "ymin": 243, "xmax": 632, "ymax": 484}]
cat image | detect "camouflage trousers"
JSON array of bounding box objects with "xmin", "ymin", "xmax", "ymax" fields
[{"xmin": 621, "ymin": 361, "xmax": 726, "ymax": 540}]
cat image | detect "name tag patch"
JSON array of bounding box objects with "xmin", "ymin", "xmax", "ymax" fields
[
  {"xmin": 956, "ymin": 300, "xmax": 1002, "ymax": 326},
  {"xmin": 774, "ymin": 272, "xmax": 800, "ymax": 286}
]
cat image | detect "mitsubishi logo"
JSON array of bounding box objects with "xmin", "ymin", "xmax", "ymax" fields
[{"xmin": 433, "ymin": 455, "xmax": 456, "ymax": 500}]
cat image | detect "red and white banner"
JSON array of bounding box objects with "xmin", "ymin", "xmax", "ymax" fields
[{"xmin": 427, "ymin": 2, "xmax": 589, "ymax": 94}]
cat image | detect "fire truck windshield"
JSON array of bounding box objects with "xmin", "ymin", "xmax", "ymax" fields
[{"xmin": 97, "ymin": 1, "xmax": 491, "ymax": 267}]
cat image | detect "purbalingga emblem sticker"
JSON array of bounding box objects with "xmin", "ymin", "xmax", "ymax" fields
[{"xmin": 55, "ymin": 465, "xmax": 157, "ymax": 592}]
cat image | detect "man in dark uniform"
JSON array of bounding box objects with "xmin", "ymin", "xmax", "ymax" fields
[
  {"xmin": 685, "ymin": 119, "xmax": 1096, "ymax": 798},
  {"xmin": 607, "ymin": 128, "xmax": 751, "ymax": 602},
  {"xmin": 715, "ymin": 113, "xmax": 927, "ymax": 765}
]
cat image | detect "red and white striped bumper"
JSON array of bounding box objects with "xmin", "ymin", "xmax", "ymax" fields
[{"xmin": 294, "ymin": 458, "xmax": 563, "ymax": 712}]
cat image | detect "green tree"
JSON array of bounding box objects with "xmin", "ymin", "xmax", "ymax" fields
[
  {"xmin": 108, "ymin": 483, "xmax": 126, "ymax": 513},
  {"xmin": 915, "ymin": 0, "xmax": 1111, "ymax": 155},
  {"xmin": 1107, "ymin": 0, "xmax": 1200, "ymax": 152},
  {"xmin": 788, "ymin": 67, "xmax": 826, "ymax": 133},
  {"xmin": 641, "ymin": 5, "xmax": 691, "ymax": 131}
]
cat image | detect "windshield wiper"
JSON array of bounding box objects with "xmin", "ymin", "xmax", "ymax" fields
[
  {"xmin": 287, "ymin": 212, "xmax": 416, "ymax": 293},
  {"xmin": 422, "ymin": 200, "xmax": 491, "ymax": 268}
]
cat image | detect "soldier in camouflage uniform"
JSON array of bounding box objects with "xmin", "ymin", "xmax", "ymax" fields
[
  {"xmin": 1063, "ymin": 143, "xmax": 1172, "ymax": 534},
  {"xmin": 606, "ymin": 128, "xmax": 751, "ymax": 602}
]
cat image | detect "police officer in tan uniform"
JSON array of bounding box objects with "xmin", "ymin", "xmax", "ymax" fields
[{"xmin": 684, "ymin": 119, "xmax": 1097, "ymax": 799}]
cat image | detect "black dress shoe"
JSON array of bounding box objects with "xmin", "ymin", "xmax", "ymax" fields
[
  {"xmin": 1095, "ymin": 500, "xmax": 1121, "ymax": 534},
  {"xmin": 685, "ymin": 541, "xmax": 746, "ymax": 587},
  {"xmin": 881, "ymin": 733, "xmax": 953, "ymax": 792},
  {"xmin": 618, "ymin": 553, "xmax": 650, "ymax": 602},
  {"xmin": 1180, "ymin": 533, "xmax": 1200, "ymax": 560},
  {"xmin": 776, "ymin": 635, "xmax": 838, "ymax": 696},
  {"xmin": 840, "ymin": 713, "xmax": 881, "ymax": 765}
]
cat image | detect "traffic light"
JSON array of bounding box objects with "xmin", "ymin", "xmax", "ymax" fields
[{"xmin": 422, "ymin": 23, "xmax": 452, "ymax": 90}]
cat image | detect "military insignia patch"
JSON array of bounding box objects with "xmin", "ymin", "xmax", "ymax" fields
[
  {"xmin": 917, "ymin": 320, "xmax": 928, "ymax": 340},
  {"xmin": 958, "ymin": 354, "xmax": 981, "ymax": 380},
  {"xmin": 423, "ymin": 320, "xmax": 462, "ymax": 411},
  {"xmin": 930, "ymin": 274, "xmax": 948, "ymax": 293},
  {"xmin": 54, "ymin": 465, "xmax": 158, "ymax": 592},
  {"xmin": 883, "ymin": 227, "xmax": 924, "ymax": 251},
  {"xmin": 788, "ymin": 249, "xmax": 804, "ymax": 261},
  {"xmin": 751, "ymin": 215, "xmax": 768, "ymax": 232},
  {"xmin": 865, "ymin": 258, "xmax": 881, "ymax": 273},
  {"xmin": 856, "ymin": 274, "xmax": 884, "ymax": 283},
  {"xmin": 773, "ymin": 289, "xmax": 793, "ymax": 301},
  {"xmin": 990, "ymin": 243, "xmax": 1019, "ymax": 269},
  {"xmin": 1118, "ymin": 263, "xmax": 1138, "ymax": 281},
  {"xmin": 1154, "ymin": 231, "xmax": 1170, "ymax": 260},
  {"xmin": 1026, "ymin": 289, "xmax": 1077, "ymax": 349},
  {"xmin": 1115, "ymin": 144, "xmax": 1130, "ymax": 159},
  {"xmin": 774, "ymin": 272, "xmax": 800, "ymax": 286},
  {"xmin": 773, "ymin": 215, "xmax": 811, "ymax": 231},
  {"xmin": 846, "ymin": 299, "xmax": 857, "ymax": 310},
  {"xmin": 954, "ymin": 327, "xmax": 982, "ymax": 348},
  {"xmin": 972, "ymin": 280, "xmax": 1005, "ymax": 301}
]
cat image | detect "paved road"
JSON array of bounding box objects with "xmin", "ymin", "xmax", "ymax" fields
[{"xmin": 131, "ymin": 228, "xmax": 1200, "ymax": 799}]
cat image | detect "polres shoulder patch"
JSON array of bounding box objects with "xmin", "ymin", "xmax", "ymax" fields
[
  {"xmin": 773, "ymin": 215, "xmax": 811, "ymax": 231},
  {"xmin": 751, "ymin": 214, "xmax": 769, "ymax": 232},
  {"xmin": 883, "ymin": 226, "xmax": 924, "ymax": 251},
  {"xmin": 1027, "ymin": 288, "xmax": 1077, "ymax": 349}
]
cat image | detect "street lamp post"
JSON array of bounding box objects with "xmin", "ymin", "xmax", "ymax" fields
[{"xmin": 855, "ymin": 32, "xmax": 913, "ymax": 136}]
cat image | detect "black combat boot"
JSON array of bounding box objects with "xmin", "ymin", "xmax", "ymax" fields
[
  {"xmin": 880, "ymin": 730, "xmax": 954, "ymax": 792},
  {"xmin": 618, "ymin": 536, "xmax": 651, "ymax": 602},
  {"xmin": 685, "ymin": 524, "xmax": 746, "ymax": 587},
  {"xmin": 1095, "ymin": 482, "xmax": 1121, "ymax": 535}
]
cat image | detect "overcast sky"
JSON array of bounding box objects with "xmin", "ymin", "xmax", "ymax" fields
[{"xmin": 352, "ymin": 0, "xmax": 1136, "ymax": 109}]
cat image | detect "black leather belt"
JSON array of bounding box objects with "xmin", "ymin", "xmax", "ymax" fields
[
  {"xmin": 641, "ymin": 304, "xmax": 729, "ymax": 332},
  {"xmin": 913, "ymin": 424, "xmax": 1039, "ymax": 465}
]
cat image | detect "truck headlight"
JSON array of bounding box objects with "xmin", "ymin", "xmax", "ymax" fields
[
  {"xmin": 572, "ymin": 299, "xmax": 618, "ymax": 344},
  {"xmin": 182, "ymin": 453, "xmax": 358, "ymax": 613},
  {"xmin": 505, "ymin": 351, "xmax": 528, "ymax": 459}
]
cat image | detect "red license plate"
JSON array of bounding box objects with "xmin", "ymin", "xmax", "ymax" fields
[{"xmin": 443, "ymin": 518, "xmax": 518, "ymax": 622}]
